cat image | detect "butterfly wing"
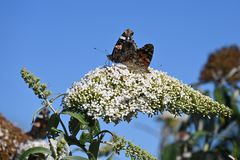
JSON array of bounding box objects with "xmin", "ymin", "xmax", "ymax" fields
[
  {"xmin": 135, "ymin": 44, "xmax": 154, "ymax": 71},
  {"xmin": 107, "ymin": 29, "xmax": 137, "ymax": 63},
  {"xmin": 107, "ymin": 29, "xmax": 154, "ymax": 73}
]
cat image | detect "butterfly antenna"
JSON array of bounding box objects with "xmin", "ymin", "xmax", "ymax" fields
[{"xmin": 93, "ymin": 47, "xmax": 109, "ymax": 55}]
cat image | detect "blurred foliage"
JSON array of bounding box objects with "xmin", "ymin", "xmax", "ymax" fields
[
  {"xmin": 200, "ymin": 45, "xmax": 240, "ymax": 83},
  {"xmin": 160, "ymin": 45, "xmax": 240, "ymax": 160},
  {"xmin": 0, "ymin": 114, "xmax": 32, "ymax": 159}
]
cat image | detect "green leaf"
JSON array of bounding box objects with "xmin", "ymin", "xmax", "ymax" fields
[
  {"xmin": 61, "ymin": 156, "xmax": 89, "ymax": 160},
  {"xmin": 48, "ymin": 113, "xmax": 60, "ymax": 134},
  {"xmin": 191, "ymin": 130, "xmax": 208, "ymax": 144},
  {"xmin": 106, "ymin": 153, "xmax": 115, "ymax": 160},
  {"xmin": 232, "ymin": 141, "xmax": 240, "ymax": 159},
  {"xmin": 229, "ymin": 91, "xmax": 239, "ymax": 114},
  {"xmin": 79, "ymin": 132, "xmax": 92, "ymax": 145},
  {"xmin": 51, "ymin": 127, "xmax": 64, "ymax": 134},
  {"xmin": 19, "ymin": 147, "xmax": 51, "ymax": 160},
  {"xmin": 89, "ymin": 139, "xmax": 100, "ymax": 160},
  {"xmin": 161, "ymin": 143, "xmax": 179, "ymax": 160},
  {"xmin": 214, "ymin": 86, "xmax": 230, "ymax": 105},
  {"xmin": 69, "ymin": 117, "xmax": 81, "ymax": 136},
  {"xmin": 61, "ymin": 111, "xmax": 89, "ymax": 126},
  {"xmin": 89, "ymin": 120, "xmax": 101, "ymax": 136}
]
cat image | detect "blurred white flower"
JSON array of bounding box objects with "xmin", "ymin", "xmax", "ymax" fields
[
  {"xmin": 16, "ymin": 135, "xmax": 70, "ymax": 160},
  {"xmin": 15, "ymin": 139, "xmax": 52, "ymax": 160},
  {"xmin": 49, "ymin": 134, "xmax": 70, "ymax": 159},
  {"xmin": 63, "ymin": 64, "xmax": 232, "ymax": 124}
]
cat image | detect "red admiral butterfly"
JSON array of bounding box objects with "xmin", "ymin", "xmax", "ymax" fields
[
  {"xmin": 107, "ymin": 29, "xmax": 154, "ymax": 72},
  {"xmin": 27, "ymin": 108, "xmax": 50, "ymax": 139}
]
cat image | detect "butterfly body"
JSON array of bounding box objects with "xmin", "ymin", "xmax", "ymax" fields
[{"xmin": 107, "ymin": 29, "xmax": 154, "ymax": 72}]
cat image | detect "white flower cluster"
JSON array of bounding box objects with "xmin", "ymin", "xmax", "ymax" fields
[
  {"xmin": 15, "ymin": 135, "xmax": 70, "ymax": 160},
  {"xmin": 15, "ymin": 139, "xmax": 51, "ymax": 160},
  {"xmin": 63, "ymin": 64, "xmax": 232, "ymax": 123}
]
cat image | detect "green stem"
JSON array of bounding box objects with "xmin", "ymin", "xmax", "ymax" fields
[
  {"xmin": 59, "ymin": 119, "xmax": 69, "ymax": 137},
  {"xmin": 93, "ymin": 130, "xmax": 113, "ymax": 138},
  {"xmin": 49, "ymin": 93, "xmax": 67, "ymax": 103},
  {"xmin": 31, "ymin": 106, "xmax": 46, "ymax": 122},
  {"xmin": 45, "ymin": 99, "xmax": 69, "ymax": 137},
  {"xmin": 67, "ymin": 136, "xmax": 89, "ymax": 157}
]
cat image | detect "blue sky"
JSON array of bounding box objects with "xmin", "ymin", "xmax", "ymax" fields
[{"xmin": 1, "ymin": 1, "xmax": 240, "ymax": 159}]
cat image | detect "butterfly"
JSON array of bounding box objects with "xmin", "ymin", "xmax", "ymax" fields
[
  {"xmin": 27, "ymin": 108, "xmax": 50, "ymax": 139},
  {"xmin": 107, "ymin": 29, "xmax": 154, "ymax": 72}
]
